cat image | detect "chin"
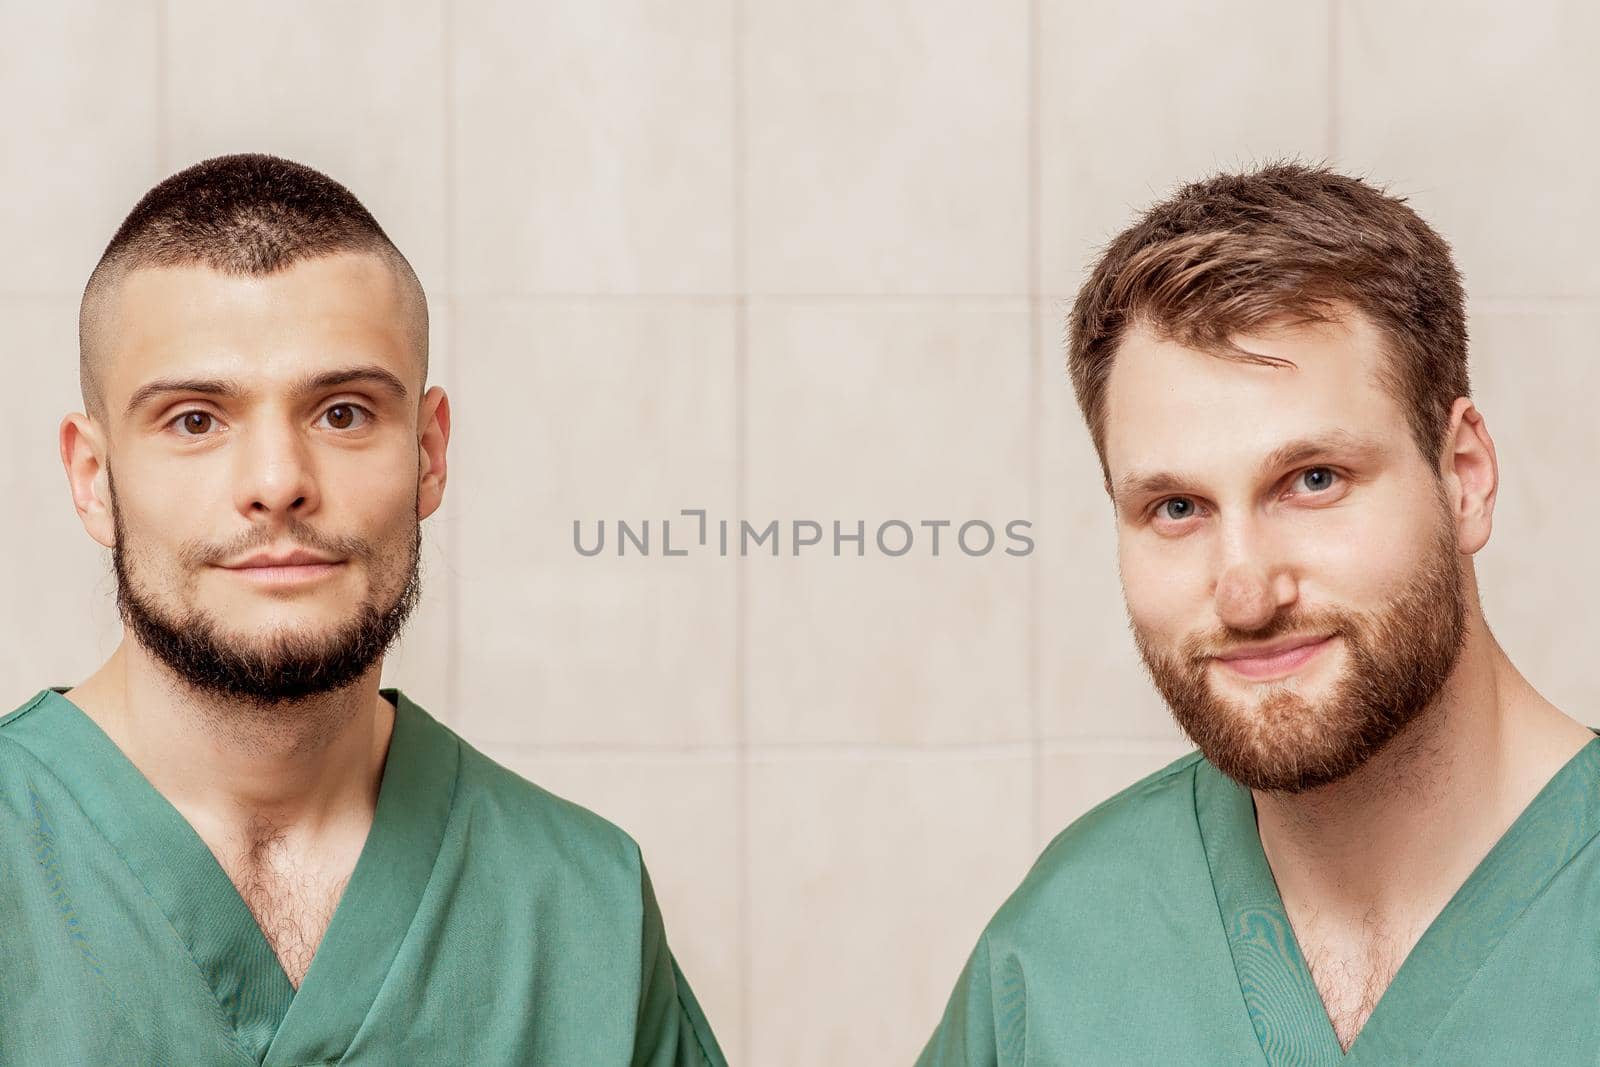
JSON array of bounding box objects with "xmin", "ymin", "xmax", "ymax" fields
[
  {"xmin": 210, "ymin": 608, "xmax": 351, "ymax": 638},
  {"xmin": 1232, "ymin": 674, "xmax": 1310, "ymax": 699}
]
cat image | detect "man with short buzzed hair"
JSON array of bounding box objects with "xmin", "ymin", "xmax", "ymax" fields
[
  {"xmin": 917, "ymin": 162, "xmax": 1600, "ymax": 1064},
  {"xmin": 1, "ymin": 154, "xmax": 726, "ymax": 1065}
]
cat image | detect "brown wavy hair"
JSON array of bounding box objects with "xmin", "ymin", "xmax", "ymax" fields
[{"xmin": 1066, "ymin": 160, "xmax": 1469, "ymax": 492}]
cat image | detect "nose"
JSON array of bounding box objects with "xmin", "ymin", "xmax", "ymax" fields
[
  {"xmin": 1212, "ymin": 516, "xmax": 1297, "ymax": 633},
  {"xmin": 231, "ymin": 414, "xmax": 320, "ymax": 520}
]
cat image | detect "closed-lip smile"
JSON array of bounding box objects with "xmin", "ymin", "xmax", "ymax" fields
[
  {"xmin": 222, "ymin": 549, "xmax": 340, "ymax": 569},
  {"xmin": 1212, "ymin": 634, "xmax": 1336, "ymax": 681},
  {"xmin": 1216, "ymin": 635, "xmax": 1332, "ymax": 661}
]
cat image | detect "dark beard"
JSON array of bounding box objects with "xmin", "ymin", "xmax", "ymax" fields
[
  {"xmin": 108, "ymin": 468, "xmax": 423, "ymax": 706},
  {"xmin": 1131, "ymin": 495, "xmax": 1468, "ymax": 795}
]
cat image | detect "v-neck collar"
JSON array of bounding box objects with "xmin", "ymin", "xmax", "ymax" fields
[
  {"xmin": 3, "ymin": 686, "xmax": 459, "ymax": 1066},
  {"xmin": 1195, "ymin": 728, "xmax": 1600, "ymax": 1064}
]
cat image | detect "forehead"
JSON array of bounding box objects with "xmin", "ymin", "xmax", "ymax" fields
[
  {"xmin": 1102, "ymin": 312, "xmax": 1409, "ymax": 495},
  {"xmin": 100, "ymin": 252, "xmax": 415, "ymax": 409}
]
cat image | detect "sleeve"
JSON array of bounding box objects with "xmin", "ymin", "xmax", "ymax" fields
[
  {"xmin": 914, "ymin": 932, "xmax": 1008, "ymax": 1067},
  {"xmin": 631, "ymin": 859, "xmax": 729, "ymax": 1067}
]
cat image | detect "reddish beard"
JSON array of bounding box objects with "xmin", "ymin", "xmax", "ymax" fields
[{"xmin": 1130, "ymin": 505, "xmax": 1467, "ymax": 794}]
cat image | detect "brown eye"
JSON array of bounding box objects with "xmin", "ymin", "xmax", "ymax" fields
[
  {"xmin": 174, "ymin": 411, "xmax": 215, "ymax": 436},
  {"xmin": 319, "ymin": 403, "xmax": 371, "ymax": 431}
]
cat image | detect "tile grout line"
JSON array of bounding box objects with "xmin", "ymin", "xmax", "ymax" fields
[
  {"xmin": 1027, "ymin": 0, "xmax": 1044, "ymax": 855},
  {"xmin": 442, "ymin": 0, "xmax": 462, "ymax": 729},
  {"xmin": 437, "ymin": 290, "xmax": 1033, "ymax": 302},
  {"xmin": 485, "ymin": 739, "xmax": 1062, "ymax": 759},
  {"xmin": 1327, "ymin": 0, "xmax": 1341, "ymax": 160},
  {"xmin": 155, "ymin": 0, "xmax": 169, "ymax": 170},
  {"xmin": 4, "ymin": 290, "xmax": 1600, "ymax": 310},
  {"xmin": 731, "ymin": 0, "xmax": 751, "ymax": 1060}
]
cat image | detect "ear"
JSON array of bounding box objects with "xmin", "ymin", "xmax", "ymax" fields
[
  {"xmin": 416, "ymin": 385, "xmax": 450, "ymax": 521},
  {"xmin": 1439, "ymin": 396, "xmax": 1497, "ymax": 556},
  {"xmin": 60, "ymin": 412, "xmax": 117, "ymax": 550}
]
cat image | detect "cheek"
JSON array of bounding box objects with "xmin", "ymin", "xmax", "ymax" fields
[
  {"xmin": 1117, "ymin": 539, "xmax": 1207, "ymax": 643},
  {"xmin": 367, "ymin": 483, "xmax": 420, "ymax": 534},
  {"xmin": 113, "ymin": 498, "xmax": 198, "ymax": 563},
  {"xmin": 323, "ymin": 447, "xmax": 414, "ymax": 501},
  {"xmin": 339, "ymin": 454, "xmax": 419, "ymax": 510},
  {"xmin": 115, "ymin": 461, "xmax": 229, "ymax": 536},
  {"xmin": 1292, "ymin": 495, "xmax": 1435, "ymax": 611},
  {"xmin": 347, "ymin": 484, "xmax": 422, "ymax": 564}
]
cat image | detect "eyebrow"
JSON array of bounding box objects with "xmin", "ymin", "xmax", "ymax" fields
[
  {"xmin": 124, "ymin": 364, "xmax": 410, "ymax": 420},
  {"xmin": 1110, "ymin": 429, "xmax": 1389, "ymax": 511}
]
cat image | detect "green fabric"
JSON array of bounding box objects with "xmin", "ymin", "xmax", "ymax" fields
[
  {"xmin": 0, "ymin": 687, "xmax": 726, "ymax": 1066},
  {"xmin": 918, "ymin": 728, "xmax": 1600, "ymax": 1065}
]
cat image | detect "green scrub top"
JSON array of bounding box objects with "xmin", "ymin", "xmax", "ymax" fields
[
  {"xmin": 917, "ymin": 728, "xmax": 1600, "ymax": 1065},
  {"xmin": 0, "ymin": 687, "xmax": 727, "ymax": 1066}
]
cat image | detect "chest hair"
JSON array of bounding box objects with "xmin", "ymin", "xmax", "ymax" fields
[
  {"xmin": 221, "ymin": 819, "xmax": 356, "ymax": 989},
  {"xmin": 1301, "ymin": 928, "xmax": 1410, "ymax": 1053}
]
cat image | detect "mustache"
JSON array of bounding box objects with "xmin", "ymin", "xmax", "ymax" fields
[
  {"xmin": 1181, "ymin": 619, "xmax": 1349, "ymax": 663},
  {"xmin": 184, "ymin": 537, "xmax": 361, "ymax": 568}
]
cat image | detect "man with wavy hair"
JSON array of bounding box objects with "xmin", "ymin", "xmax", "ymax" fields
[
  {"xmin": 918, "ymin": 163, "xmax": 1600, "ymax": 1064},
  {"xmin": 0, "ymin": 154, "xmax": 726, "ymax": 1065}
]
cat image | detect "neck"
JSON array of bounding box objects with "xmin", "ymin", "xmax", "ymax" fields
[
  {"xmin": 1251, "ymin": 623, "xmax": 1594, "ymax": 931},
  {"xmin": 64, "ymin": 640, "xmax": 394, "ymax": 844}
]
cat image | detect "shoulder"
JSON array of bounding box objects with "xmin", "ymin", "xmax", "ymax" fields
[
  {"xmin": 985, "ymin": 748, "xmax": 1205, "ymax": 940},
  {"xmin": 0, "ymin": 689, "xmax": 68, "ymax": 792},
  {"xmin": 392, "ymin": 690, "xmax": 647, "ymax": 902},
  {"xmin": 455, "ymin": 735, "xmax": 642, "ymax": 869},
  {"xmin": 0, "ymin": 688, "xmax": 55, "ymax": 732},
  {"xmin": 445, "ymin": 733, "xmax": 666, "ymax": 930}
]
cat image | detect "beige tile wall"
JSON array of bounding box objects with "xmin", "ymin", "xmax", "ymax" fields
[{"xmin": 3, "ymin": 2, "xmax": 1597, "ymax": 1064}]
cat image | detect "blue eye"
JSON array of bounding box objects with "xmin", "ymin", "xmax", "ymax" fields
[
  {"xmin": 1299, "ymin": 467, "xmax": 1338, "ymax": 492},
  {"xmin": 1148, "ymin": 467, "xmax": 1342, "ymax": 525}
]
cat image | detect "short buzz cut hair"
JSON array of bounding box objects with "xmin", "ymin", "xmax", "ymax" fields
[
  {"xmin": 79, "ymin": 152, "xmax": 428, "ymax": 423},
  {"xmin": 1067, "ymin": 160, "xmax": 1470, "ymax": 492}
]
